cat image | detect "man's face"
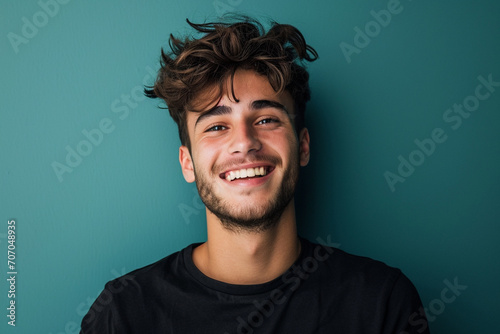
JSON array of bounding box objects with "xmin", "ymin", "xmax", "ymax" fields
[{"xmin": 179, "ymin": 69, "xmax": 310, "ymax": 232}]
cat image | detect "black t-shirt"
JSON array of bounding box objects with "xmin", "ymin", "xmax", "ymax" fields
[{"xmin": 80, "ymin": 238, "xmax": 430, "ymax": 333}]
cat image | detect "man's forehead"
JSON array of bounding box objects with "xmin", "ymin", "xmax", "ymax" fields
[{"xmin": 189, "ymin": 70, "xmax": 292, "ymax": 106}]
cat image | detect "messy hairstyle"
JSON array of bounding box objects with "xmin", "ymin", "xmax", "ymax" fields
[{"xmin": 145, "ymin": 16, "xmax": 318, "ymax": 149}]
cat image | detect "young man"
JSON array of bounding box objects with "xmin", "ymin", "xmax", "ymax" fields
[{"xmin": 80, "ymin": 17, "xmax": 430, "ymax": 333}]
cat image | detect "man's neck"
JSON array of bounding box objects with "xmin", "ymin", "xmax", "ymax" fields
[{"xmin": 192, "ymin": 200, "xmax": 301, "ymax": 285}]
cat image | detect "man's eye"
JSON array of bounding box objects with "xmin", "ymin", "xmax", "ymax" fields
[
  {"xmin": 257, "ymin": 118, "xmax": 279, "ymax": 125},
  {"xmin": 206, "ymin": 125, "xmax": 226, "ymax": 132}
]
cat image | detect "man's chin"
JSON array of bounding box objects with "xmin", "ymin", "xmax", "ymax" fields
[
  {"xmin": 217, "ymin": 215, "xmax": 280, "ymax": 233},
  {"xmin": 214, "ymin": 206, "xmax": 270, "ymax": 223},
  {"xmin": 209, "ymin": 201, "xmax": 289, "ymax": 233}
]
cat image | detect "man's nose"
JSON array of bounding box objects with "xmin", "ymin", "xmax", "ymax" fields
[{"xmin": 228, "ymin": 123, "xmax": 262, "ymax": 154}]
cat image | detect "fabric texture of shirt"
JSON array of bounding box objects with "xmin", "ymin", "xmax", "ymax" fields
[{"xmin": 80, "ymin": 237, "xmax": 430, "ymax": 334}]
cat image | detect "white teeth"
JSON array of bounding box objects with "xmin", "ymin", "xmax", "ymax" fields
[
  {"xmin": 225, "ymin": 167, "xmax": 268, "ymax": 181},
  {"xmin": 240, "ymin": 169, "xmax": 247, "ymax": 178}
]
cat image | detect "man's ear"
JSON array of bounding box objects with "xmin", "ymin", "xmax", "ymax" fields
[
  {"xmin": 179, "ymin": 146, "xmax": 195, "ymax": 183},
  {"xmin": 298, "ymin": 128, "xmax": 310, "ymax": 167}
]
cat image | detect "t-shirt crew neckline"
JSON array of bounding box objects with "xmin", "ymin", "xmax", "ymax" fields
[{"xmin": 182, "ymin": 238, "xmax": 311, "ymax": 296}]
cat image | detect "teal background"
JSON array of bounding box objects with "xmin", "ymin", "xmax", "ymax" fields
[{"xmin": 1, "ymin": 0, "xmax": 499, "ymax": 332}]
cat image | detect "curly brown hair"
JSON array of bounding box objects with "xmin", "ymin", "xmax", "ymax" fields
[{"xmin": 145, "ymin": 16, "xmax": 318, "ymax": 150}]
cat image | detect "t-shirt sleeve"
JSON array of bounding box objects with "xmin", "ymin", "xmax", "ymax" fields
[
  {"xmin": 79, "ymin": 280, "xmax": 130, "ymax": 334},
  {"xmin": 382, "ymin": 272, "xmax": 430, "ymax": 334}
]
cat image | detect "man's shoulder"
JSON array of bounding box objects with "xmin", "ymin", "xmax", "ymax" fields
[
  {"xmin": 80, "ymin": 245, "xmax": 197, "ymax": 332},
  {"xmin": 330, "ymin": 245, "xmax": 400, "ymax": 275},
  {"xmin": 302, "ymin": 238, "xmax": 405, "ymax": 290},
  {"xmin": 305, "ymin": 238, "xmax": 400, "ymax": 270},
  {"xmin": 103, "ymin": 243, "xmax": 195, "ymax": 295},
  {"xmin": 301, "ymin": 239, "xmax": 428, "ymax": 332},
  {"xmin": 304, "ymin": 238, "xmax": 422, "ymax": 311}
]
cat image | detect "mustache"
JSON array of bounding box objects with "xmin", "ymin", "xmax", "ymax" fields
[{"xmin": 213, "ymin": 154, "xmax": 282, "ymax": 174}]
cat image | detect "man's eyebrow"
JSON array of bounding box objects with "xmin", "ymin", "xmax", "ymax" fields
[
  {"xmin": 194, "ymin": 99, "xmax": 290, "ymax": 129},
  {"xmin": 251, "ymin": 100, "xmax": 289, "ymax": 115},
  {"xmin": 194, "ymin": 105, "xmax": 232, "ymax": 128}
]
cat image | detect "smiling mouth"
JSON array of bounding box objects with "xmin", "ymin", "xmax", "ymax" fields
[{"xmin": 220, "ymin": 166, "xmax": 274, "ymax": 182}]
